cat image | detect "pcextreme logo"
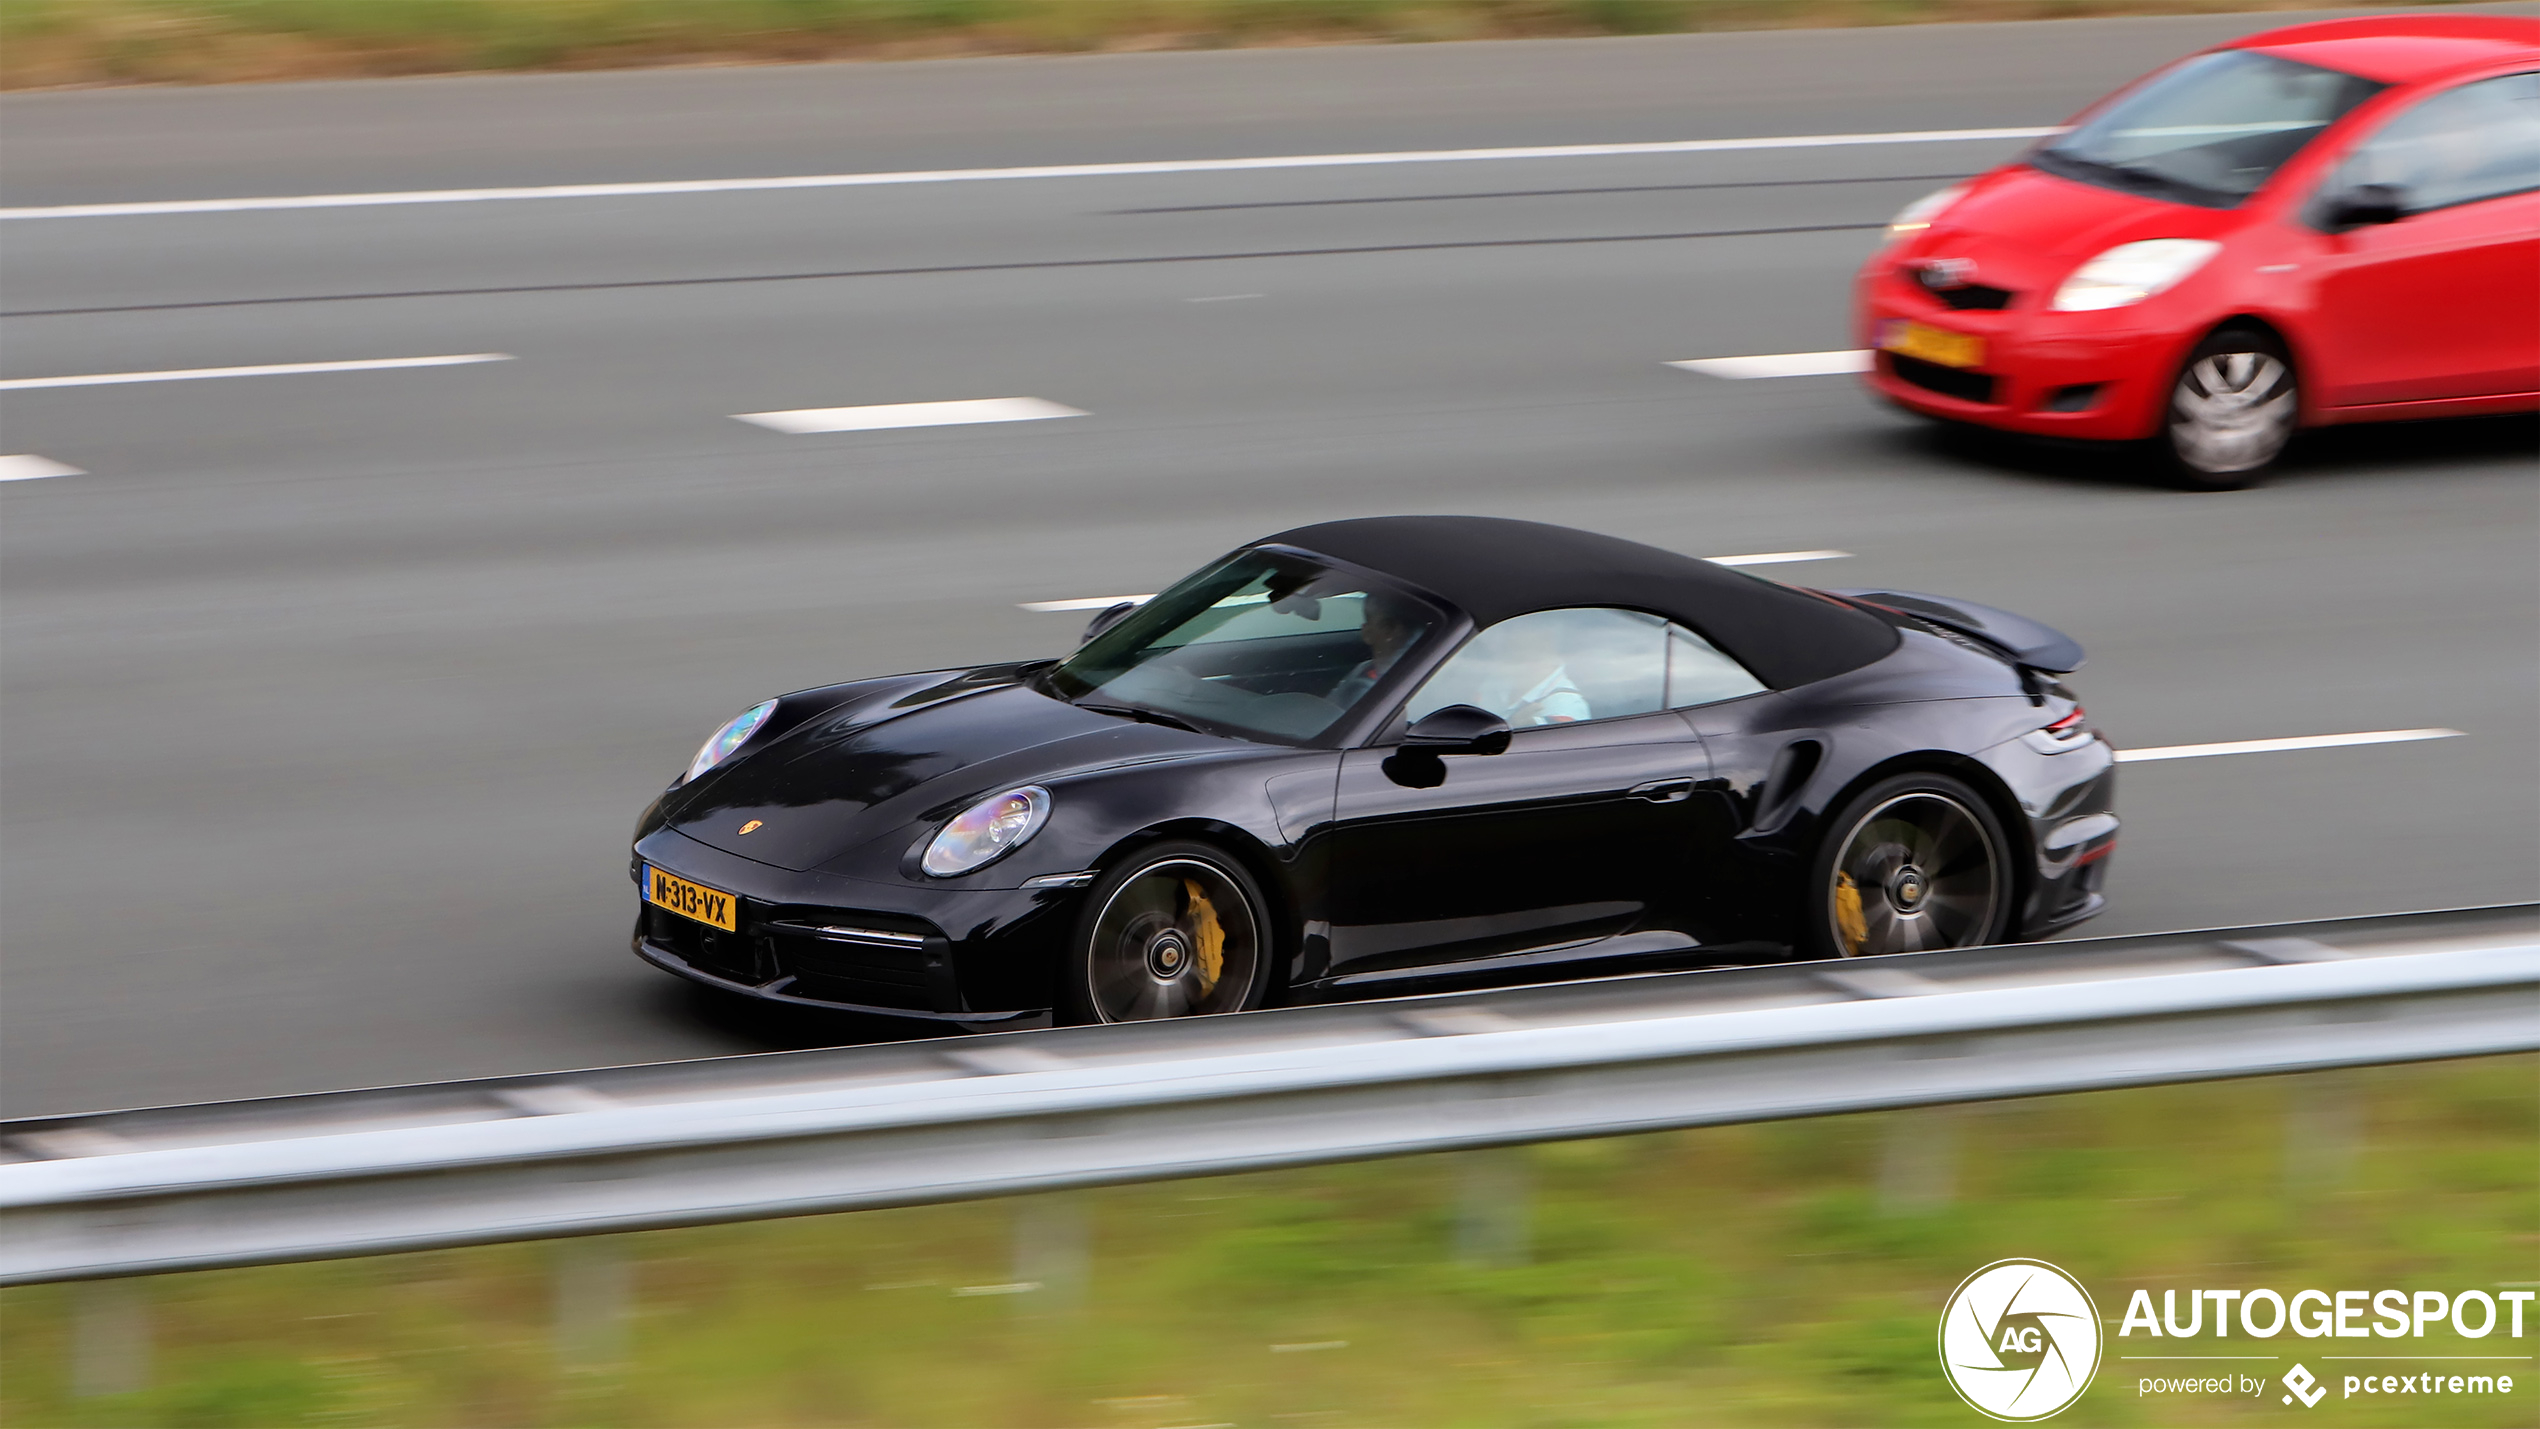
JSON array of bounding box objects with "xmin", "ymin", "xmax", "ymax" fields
[
  {"xmin": 1940, "ymin": 1259, "xmax": 2103, "ymax": 1421},
  {"xmin": 2121, "ymin": 1283, "xmax": 2529, "ymax": 1412}
]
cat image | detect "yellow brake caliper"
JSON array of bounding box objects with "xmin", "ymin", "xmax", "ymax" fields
[
  {"xmin": 1183, "ymin": 879, "xmax": 1226, "ymax": 996},
  {"xmin": 1834, "ymin": 872, "xmax": 1868, "ymax": 957}
]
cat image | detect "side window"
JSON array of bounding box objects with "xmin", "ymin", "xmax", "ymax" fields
[
  {"xmin": 1407, "ymin": 608, "xmax": 1668, "ymax": 728},
  {"xmin": 2325, "ymin": 72, "xmax": 2540, "ymax": 216},
  {"xmin": 1666, "ymin": 623, "xmax": 1768, "ymax": 708}
]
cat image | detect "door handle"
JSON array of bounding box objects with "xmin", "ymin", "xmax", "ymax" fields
[{"xmin": 1629, "ymin": 778, "xmax": 1695, "ymax": 803}]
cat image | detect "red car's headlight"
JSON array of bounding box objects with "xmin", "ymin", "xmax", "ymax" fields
[{"xmin": 2052, "ymin": 239, "xmax": 2220, "ymax": 311}]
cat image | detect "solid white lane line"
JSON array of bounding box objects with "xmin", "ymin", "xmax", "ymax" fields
[
  {"xmin": 1705, "ymin": 549, "xmax": 1852, "ymax": 567},
  {"xmin": 0, "ymin": 127, "xmax": 2057, "ymax": 222},
  {"xmin": 2115, "ymin": 729, "xmax": 2464, "ymax": 763},
  {"xmin": 1670, "ymin": 350, "xmax": 1872, "ymax": 379},
  {"xmin": 1016, "ymin": 551, "xmax": 1849, "ymax": 610},
  {"xmin": 0, "ymin": 353, "xmax": 513, "ymax": 390},
  {"xmin": 735, "ymin": 397, "xmax": 1085, "ymax": 435},
  {"xmin": 0, "ymin": 454, "xmax": 83, "ymax": 482}
]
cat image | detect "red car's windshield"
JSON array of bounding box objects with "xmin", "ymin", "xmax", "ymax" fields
[{"xmin": 2034, "ymin": 49, "xmax": 2386, "ymax": 208}]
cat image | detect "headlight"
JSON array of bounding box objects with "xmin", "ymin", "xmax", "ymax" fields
[
  {"xmin": 1884, "ymin": 183, "xmax": 1968, "ymax": 243},
  {"xmin": 2051, "ymin": 239, "xmax": 2219, "ymax": 311},
  {"xmin": 922, "ymin": 786, "xmax": 1051, "ymax": 877},
  {"xmin": 683, "ymin": 700, "xmax": 775, "ymax": 785}
]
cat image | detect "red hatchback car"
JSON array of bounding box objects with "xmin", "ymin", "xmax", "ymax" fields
[{"xmin": 1857, "ymin": 15, "xmax": 2539, "ymax": 488}]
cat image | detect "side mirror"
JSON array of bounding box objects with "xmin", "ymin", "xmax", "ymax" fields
[
  {"xmin": 1401, "ymin": 704, "xmax": 1513, "ymax": 757},
  {"xmin": 1080, "ymin": 600, "xmax": 1140, "ymax": 645},
  {"xmin": 2324, "ymin": 182, "xmax": 2405, "ymax": 231}
]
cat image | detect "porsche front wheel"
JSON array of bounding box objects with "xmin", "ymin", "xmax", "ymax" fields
[
  {"xmin": 2160, "ymin": 327, "xmax": 2298, "ymax": 490},
  {"xmin": 1805, "ymin": 774, "xmax": 2011, "ymax": 959},
  {"xmin": 1063, "ymin": 842, "xmax": 1269, "ymax": 1024}
]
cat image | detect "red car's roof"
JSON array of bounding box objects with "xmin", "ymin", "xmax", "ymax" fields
[{"xmin": 2226, "ymin": 14, "xmax": 2540, "ymax": 85}]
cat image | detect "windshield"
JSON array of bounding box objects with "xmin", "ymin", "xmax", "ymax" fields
[
  {"xmin": 1041, "ymin": 549, "xmax": 1450, "ymax": 744},
  {"xmin": 2035, "ymin": 50, "xmax": 2385, "ymax": 208}
]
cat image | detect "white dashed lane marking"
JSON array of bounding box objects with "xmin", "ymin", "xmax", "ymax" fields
[
  {"xmin": 734, "ymin": 397, "xmax": 1085, "ymax": 435},
  {"xmin": 0, "ymin": 353, "xmax": 513, "ymax": 390},
  {"xmin": 1706, "ymin": 549, "xmax": 1852, "ymax": 567},
  {"xmin": 0, "ymin": 127, "xmax": 2057, "ymax": 222},
  {"xmin": 1022, "ymin": 595, "xmax": 1150, "ymax": 613},
  {"xmin": 0, "ymin": 454, "xmax": 83, "ymax": 482},
  {"xmin": 1670, "ymin": 350, "xmax": 1872, "ymax": 379},
  {"xmin": 1019, "ymin": 550, "xmax": 1853, "ymax": 610},
  {"xmin": 2115, "ymin": 729, "xmax": 2465, "ymax": 763}
]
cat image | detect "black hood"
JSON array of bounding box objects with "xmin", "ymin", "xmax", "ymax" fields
[{"xmin": 658, "ymin": 679, "xmax": 1148, "ymax": 872}]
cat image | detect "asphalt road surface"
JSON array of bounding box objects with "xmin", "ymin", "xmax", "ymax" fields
[{"xmin": 4, "ymin": 9, "xmax": 2532, "ymax": 1118}]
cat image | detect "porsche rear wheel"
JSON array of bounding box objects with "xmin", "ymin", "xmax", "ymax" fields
[
  {"xmin": 1805, "ymin": 773, "xmax": 2011, "ymax": 959},
  {"xmin": 2160, "ymin": 326, "xmax": 2298, "ymax": 490},
  {"xmin": 1064, "ymin": 841, "xmax": 1269, "ymax": 1024}
]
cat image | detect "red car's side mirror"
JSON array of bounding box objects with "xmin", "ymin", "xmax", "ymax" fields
[{"xmin": 2323, "ymin": 181, "xmax": 2406, "ymax": 231}]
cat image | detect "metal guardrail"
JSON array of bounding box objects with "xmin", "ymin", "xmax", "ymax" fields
[{"xmin": 4, "ymin": 906, "xmax": 2533, "ymax": 1285}]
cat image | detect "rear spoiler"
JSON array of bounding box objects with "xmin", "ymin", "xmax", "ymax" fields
[{"xmin": 1830, "ymin": 589, "xmax": 2085, "ymax": 674}]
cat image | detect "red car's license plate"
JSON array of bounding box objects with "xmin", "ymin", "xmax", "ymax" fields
[{"xmin": 1881, "ymin": 320, "xmax": 1986, "ymax": 370}]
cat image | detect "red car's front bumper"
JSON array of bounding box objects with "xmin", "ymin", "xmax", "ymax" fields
[{"xmin": 1854, "ymin": 260, "xmax": 2190, "ymax": 443}]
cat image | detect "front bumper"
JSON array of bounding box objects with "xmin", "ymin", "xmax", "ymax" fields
[
  {"xmin": 630, "ymin": 827, "xmax": 1067, "ymax": 1022},
  {"xmin": 1856, "ymin": 265, "xmax": 2184, "ymax": 442},
  {"xmin": 631, "ymin": 929, "xmax": 1044, "ymax": 1025}
]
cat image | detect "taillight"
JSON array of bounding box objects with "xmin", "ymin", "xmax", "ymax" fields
[{"xmin": 2038, "ymin": 707, "xmax": 2092, "ymax": 746}]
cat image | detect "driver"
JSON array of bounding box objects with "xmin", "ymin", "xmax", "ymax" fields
[{"xmin": 1327, "ymin": 594, "xmax": 1420, "ymax": 710}]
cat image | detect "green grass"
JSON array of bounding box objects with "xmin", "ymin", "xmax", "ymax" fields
[
  {"xmin": 4, "ymin": 1055, "xmax": 2534, "ymax": 1426},
  {"xmin": 0, "ymin": 0, "xmax": 2465, "ymax": 88}
]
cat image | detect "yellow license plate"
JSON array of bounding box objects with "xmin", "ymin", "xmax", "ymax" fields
[
  {"xmin": 646, "ymin": 865, "xmax": 737, "ymax": 932},
  {"xmin": 1881, "ymin": 320, "xmax": 1986, "ymax": 370}
]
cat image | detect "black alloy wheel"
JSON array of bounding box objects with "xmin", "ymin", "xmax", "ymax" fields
[
  {"xmin": 1805, "ymin": 773, "xmax": 2011, "ymax": 959},
  {"xmin": 2160, "ymin": 325, "xmax": 2299, "ymax": 490},
  {"xmin": 1064, "ymin": 841, "xmax": 1270, "ymax": 1024}
]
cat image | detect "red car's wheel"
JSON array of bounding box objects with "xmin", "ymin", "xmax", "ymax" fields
[{"xmin": 2160, "ymin": 326, "xmax": 2300, "ymax": 490}]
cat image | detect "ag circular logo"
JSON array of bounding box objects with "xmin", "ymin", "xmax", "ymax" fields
[{"xmin": 1939, "ymin": 1259, "xmax": 2102, "ymax": 1421}]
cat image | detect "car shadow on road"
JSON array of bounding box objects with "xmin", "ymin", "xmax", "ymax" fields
[
  {"xmin": 1887, "ymin": 411, "xmax": 2537, "ymax": 491},
  {"xmin": 654, "ymin": 979, "xmax": 971, "ymax": 1054},
  {"xmin": 2285, "ymin": 411, "xmax": 2540, "ymax": 479}
]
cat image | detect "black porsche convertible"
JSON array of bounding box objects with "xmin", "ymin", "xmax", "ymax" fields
[{"xmin": 631, "ymin": 516, "xmax": 2117, "ymax": 1027}]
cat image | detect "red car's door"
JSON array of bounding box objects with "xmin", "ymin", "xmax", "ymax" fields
[{"xmin": 2309, "ymin": 72, "xmax": 2540, "ymax": 407}]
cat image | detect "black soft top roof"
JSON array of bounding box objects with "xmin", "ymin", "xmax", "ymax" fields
[{"xmin": 1265, "ymin": 515, "xmax": 1897, "ymax": 689}]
